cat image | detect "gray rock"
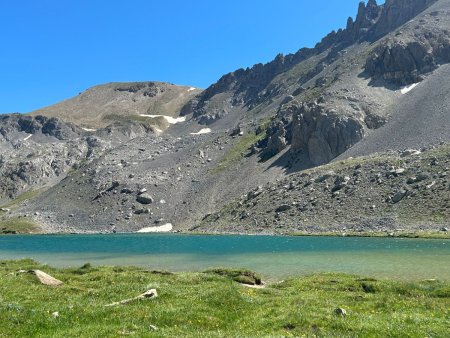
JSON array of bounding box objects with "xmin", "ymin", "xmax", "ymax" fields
[
  {"xmin": 315, "ymin": 171, "xmax": 336, "ymax": 183},
  {"xmin": 390, "ymin": 168, "xmax": 406, "ymax": 176},
  {"xmin": 136, "ymin": 193, "xmax": 154, "ymax": 205},
  {"xmin": 407, "ymin": 177, "xmax": 417, "ymax": 184},
  {"xmin": 263, "ymin": 122, "xmax": 287, "ymax": 158},
  {"xmin": 392, "ymin": 190, "xmax": 407, "ymax": 203},
  {"xmin": 247, "ymin": 186, "xmax": 264, "ymax": 200},
  {"xmin": 416, "ymin": 173, "xmax": 430, "ymax": 182},
  {"xmin": 134, "ymin": 208, "xmax": 150, "ymax": 215},
  {"xmin": 332, "ymin": 176, "xmax": 351, "ymax": 192},
  {"xmin": 401, "ymin": 149, "xmax": 421, "ymax": 157},
  {"xmin": 229, "ymin": 125, "xmax": 242, "ymax": 137},
  {"xmin": 276, "ymin": 204, "xmax": 292, "ymax": 213}
]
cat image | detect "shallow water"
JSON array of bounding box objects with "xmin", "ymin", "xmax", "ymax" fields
[{"xmin": 0, "ymin": 234, "xmax": 449, "ymax": 280}]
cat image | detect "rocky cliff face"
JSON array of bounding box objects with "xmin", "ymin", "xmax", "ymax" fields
[
  {"xmin": 0, "ymin": 115, "xmax": 114, "ymax": 201},
  {"xmin": 372, "ymin": 0, "xmax": 438, "ymax": 38},
  {"xmin": 365, "ymin": 12, "xmax": 450, "ymax": 84},
  {"xmin": 0, "ymin": 114, "xmax": 83, "ymax": 141},
  {"xmin": 290, "ymin": 103, "xmax": 365, "ymax": 165},
  {"xmin": 262, "ymin": 102, "xmax": 365, "ymax": 166}
]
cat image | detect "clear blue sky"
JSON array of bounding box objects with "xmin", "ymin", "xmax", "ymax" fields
[{"xmin": 0, "ymin": 0, "xmax": 376, "ymax": 113}]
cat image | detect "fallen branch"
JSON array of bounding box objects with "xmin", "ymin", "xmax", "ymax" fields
[{"xmin": 104, "ymin": 289, "xmax": 158, "ymax": 307}]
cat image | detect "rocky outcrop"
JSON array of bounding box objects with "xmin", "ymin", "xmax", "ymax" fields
[
  {"xmin": 372, "ymin": 0, "xmax": 438, "ymax": 38},
  {"xmin": 290, "ymin": 103, "xmax": 365, "ymax": 165},
  {"xmin": 259, "ymin": 102, "xmax": 365, "ymax": 165},
  {"xmin": 365, "ymin": 30, "xmax": 450, "ymax": 85},
  {"xmin": 262, "ymin": 122, "xmax": 288, "ymax": 159},
  {"xmin": 0, "ymin": 114, "xmax": 83, "ymax": 141},
  {"xmin": 0, "ymin": 115, "xmax": 112, "ymax": 201}
]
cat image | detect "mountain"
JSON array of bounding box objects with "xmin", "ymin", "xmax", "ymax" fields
[
  {"xmin": 0, "ymin": 0, "xmax": 449, "ymax": 235},
  {"xmin": 30, "ymin": 82, "xmax": 201, "ymax": 129}
]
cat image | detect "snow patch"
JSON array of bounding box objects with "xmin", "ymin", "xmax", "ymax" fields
[
  {"xmin": 190, "ymin": 128, "xmax": 212, "ymax": 135},
  {"xmin": 188, "ymin": 87, "xmax": 197, "ymax": 92},
  {"xmin": 140, "ymin": 114, "xmax": 186, "ymax": 124},
  {"xmin": 401, "ymin": 83, "xmax": 418, "ymax": 94},
  {"xmin": 82, "ymin": 128, "xmax": 97, "ymax": 132},
  {"xmin": 137, "ymin": 223, "xmax": 173, "ymax": 233},
  {"xmin": 23, "ymin": 134, "xmax": 32, "ymax": 141}
]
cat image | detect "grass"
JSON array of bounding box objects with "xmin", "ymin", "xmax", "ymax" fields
[
  {"xmin": 0, "ymin": 260, "xmax": 448, "ymax": 337},
  {"xmin": 0, "ymin": 189, "xmax": 41, "ymax": 210},
  {"xmin": 213, "ymin": 132, "xmax": 264, "ymax": 172},
  {"xmin": 0, "ymin": 218, "xmax": 40, "ymax": 234},
  {"xmin": 213, "ymin": 118, "xmax": 272, "ymax": 173}
]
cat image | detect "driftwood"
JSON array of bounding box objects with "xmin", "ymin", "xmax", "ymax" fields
[
  {"xmin": 104, "ymin": 289, "xmax": 158, "ymax": 307},
  {"xmin": 29, "ymin": 270, "xmax": 64, "ymax": 286}
]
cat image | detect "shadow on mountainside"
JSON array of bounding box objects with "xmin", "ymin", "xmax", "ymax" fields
[{"xmin": 261, "ymin": 148, "xmax": 314, "ymax": 175}]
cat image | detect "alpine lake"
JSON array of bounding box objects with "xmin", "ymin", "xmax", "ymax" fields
[{"xmin": 1, "ymin": 234, "xmax": 448, "ymax": 281}]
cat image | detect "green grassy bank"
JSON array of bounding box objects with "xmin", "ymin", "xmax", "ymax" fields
[{"xmin": 0, "ymin": 260, "xmax": 449, "ymax": 337}]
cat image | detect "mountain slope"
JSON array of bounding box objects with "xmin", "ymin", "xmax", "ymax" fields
[
  {"xmin": 30, "ymin": 82, "xmax": 201, "ymax": 129},
  {"xmin": 340, "ymin": 64, "xmax": 450, "ymax": 158}
]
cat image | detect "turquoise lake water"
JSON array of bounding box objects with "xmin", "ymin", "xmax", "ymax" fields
[{"xmin": 0, "ymin": 234, "xmax": 449, "ymax": 280}]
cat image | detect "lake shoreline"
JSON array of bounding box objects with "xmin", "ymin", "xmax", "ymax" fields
[{"xmin": 2, "ymin": 229, "xmax": 449, "ymax": 240}]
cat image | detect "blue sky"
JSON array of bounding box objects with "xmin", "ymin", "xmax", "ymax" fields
[{"xmin": 0, "ymin": 1, "xmax": 375, "ymax": 113}]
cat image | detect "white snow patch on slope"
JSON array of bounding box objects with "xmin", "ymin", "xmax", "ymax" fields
[
  {"xmin": 190, "ymin": 128, "xmax": 212, "ymax": 135},
  {"xmin": 82, "ymin": 128, "xmax": 97, "ymax": 132},
  {"xmin": 401, "ymin": 83, "xmax": 418, "ymax": 94},
  {"xmin": 140, "ymin": 114, "xmax": 186, "ymax": 124},
  {"xmin": 137, "ymin": 223, "xmax": 173, "ymax": 233},
  {"xmin": 188, "ymin": 87, "xmax": 197, "ymax": 92},
  {"xmin": 23, "ymin": 134, "xmax": 32, "ymax": 141}
]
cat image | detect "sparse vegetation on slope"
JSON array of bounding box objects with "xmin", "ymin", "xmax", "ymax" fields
[{"xmin": 0, "ymin": 218, "xmax": 40, "ymax": 234}]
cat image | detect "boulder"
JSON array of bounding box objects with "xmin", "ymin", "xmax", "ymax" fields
[
  {"xmin": 332, "ymin": 176, "xmax": 351, "ymax": 192},
  {"xmin": 30, "ymin": 270, "xmax": 63, "ymax": 286},
  {"xmin": 136, "ymin": 193, "xmax": 154, "ymax": 205},
  {"xmin": 276, "ymin": 204, "xmax": 292, "ymax": 213},
  {"xmin": 392, "ymin": 190, "xmax": 407, "ymax": 203},
  {"xmin": 247, "ymin": 186, "xmax": 264, "ymax": 200}
]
